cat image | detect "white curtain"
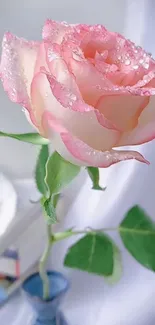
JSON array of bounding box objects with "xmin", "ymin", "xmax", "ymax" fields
[{"xmin": 52, "ymin": 1, "xmax": 155, "ymax": 324}]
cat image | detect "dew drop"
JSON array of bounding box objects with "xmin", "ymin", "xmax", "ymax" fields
[
  {"xmin": 139, "ymin": 59, "xmax": 144, "ymax": 64},
  {"xmin": 62, "ymin": 21, "xmax": 68, "ymax": 26},
  {"xmin": 133, "ymin": 65, "xmax": 139, "ymax": 70},
  {"xmin": 143, "ymin": 75, "xmax": 149, "ymax": 80},
  {"xmin": 48, "ymin": 49, "xmax": 60, "ymax": 62},
  {"xmin": 96, "ymin": 85, "xmax": 102, "ymax": 90},
  {"xmin": 125, "ymin": 59, "xmax": 131, "ymax": 66},
  {"xmin": 143, "ymin": 62, "xmax": 149, "ymax": 69},
  {"xmin": 70, "ymin": 94, "xmax": 77, "ymax": 101}
]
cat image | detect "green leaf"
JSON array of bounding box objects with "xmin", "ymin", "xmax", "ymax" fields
[
  {"xmin": 35, "ymin": 145, "xmax": 49, "ymax": 196},
  {"xmin": 104, "ymin": 245, "xmax": 122, "ymax": 284},
  {"xmin": 45, "ymin": 152, "xmax": 81, "ymax": 197},
  {"xmin": 43, "ymin": 198, "xmax": 57, "ymax": 224},
  {"xmin": 64, "ymin": 233, "xmax": 114, "ymax": 276},
  {"xmin": 0, "ymin": 131, "xmax": 49, "ymax": 145},
  {"xmin": 87, "ymin": 167, "xmax": 106, "ymax": 191},
  {"xmin": 119, "ymin": 205, "xmax": 155, "ymax": 271}
]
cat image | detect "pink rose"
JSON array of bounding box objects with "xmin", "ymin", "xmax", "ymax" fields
[{"xmin": 1, "ymin": 20, "xmax": 155, "ymax": 167}]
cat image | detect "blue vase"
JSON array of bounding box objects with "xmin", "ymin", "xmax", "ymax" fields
[{"xmin": 22, "ymin": 271, "xmax": 69, "ymax": 325}]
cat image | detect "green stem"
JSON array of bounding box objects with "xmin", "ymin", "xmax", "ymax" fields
[
  {"xmin": 39, "ymin": 224, "xmax": 52, "ymax": 300},
  {"xmin": 53, "ymin": 227, "xmax": 118, "ymax": 242},
  {"xmin": 53, "ymin": 225, "xmax": 155, "ymax": 244}
]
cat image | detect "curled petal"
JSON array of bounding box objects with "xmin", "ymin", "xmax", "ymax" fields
[
  {"xmin": 96, "ymin": 94, "xmax": 149, "ymax": 132},
  {"xmin": 69, "ymin": 57, "xmax": 114, "ymax": 106},
  {"xmin": 117, "ymin": 96, "xmax": 155, "ymax": 146},
  {"xmin": 42, "ymin": 19, "xmax": 73, "ymax": 44},
  {"xmin": 34, "ymin": 42, "xmax": 49, "ymax": 75},
  {"xmin": 50, "ymin": 132, "xmax": 149, "ymax": 167},
  {"xmin": 43, "ymin": 109, "xmax": 120, "ymax": 151},
  {"xmin": 46, "ymin": 71, "xmax": 93, "ymax": 112},
  {"xmin": 31, "ymin": 72, "xmax": 120, "ymax": 150},
  {"xmin": 0, "ymin": 32, "xmax": 39, "ymax": 109},
  {"xmin": 44, "ymin": 42, "xmax": 81, "ymax": 95}
]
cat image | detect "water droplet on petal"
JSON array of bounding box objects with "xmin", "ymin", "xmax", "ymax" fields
[
  {"xmin": 96, "ymin": 85, "xmax": 102, "ymax": 90},
  {"xmin": 143, "ymin": 62, "xmax": 149, "ymax": 69},
  {"xmin": 48, "ymin": 49, "xmax": 60, "ymax": 62},
  {"xmin": 125, "ymin": 59, "xmax": 131, "ymax": 66},
  {"xmin": 133, "ymin": 65, "xmax": 139, "ymax": 70},
  {"xmin": 70, "ymin": 94, "xmax": 77, "ymax": 101}
]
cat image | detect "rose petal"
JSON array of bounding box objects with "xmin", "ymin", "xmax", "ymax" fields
[
  {"xmin": 51, "ymin": 132, "xmax": 149, "ymax": 167},
  {"xmin": 96, "ymin": 94, "xmax": 149, "ymax": 132},
  {"xmin": 125, "ymin": 85, "xmax": 155, "ymax": 96},
  {"xmin": 78, "ymin": 24, "xmax": 116, "ymax": 56},
  {"xmin": 42, "ymin": 19, "xmax": 72, "ymax": 44},
  {"xmin": 0, "ymin": 32, "xmax": 39, "ymax": 109},
  {"xmin": 32, "ymin": 72, "xmax": 120, "ymax": 150},
  {"xmin": 46, "ymin": 67, "xmax": 120, "ymax": 131},
  {"xmin": 44, "ymin": 42, "xmax": 81, "ymax": 96},
  {"xmin": 34, "ymin": 42, "xmax": 49, "ymax": 75},
  {"xmin": 69, "ymin": 57, "xmax": 114, "ymax": 106},
  {"xmin": 133, "ymin": 71, "xmax": 155, "ymax": 88},
  {"xmin": 108, "ymin": 35, "xmax": 155, "ymax": 84},
  {"xmin": 117, "ymin": 96, "xmax": 155, "ymax": 146}
]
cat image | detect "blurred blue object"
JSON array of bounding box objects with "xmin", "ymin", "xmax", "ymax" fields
[
  {"xmin": 0, "ymin": 287, "xmax": 7, "ymax": 303},
  {"xmin": 22, "ymin": 271, "xmax": 69, "ymax": 325}
]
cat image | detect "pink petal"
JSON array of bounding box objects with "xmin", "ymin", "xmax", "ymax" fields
[
  {"xmin": 108, "ymin": 34, "xmax": 155, "ymax": 84},
  {"xmin": 125, "ymin": 85, "xmax": 155, "ymax": 96},
  {"xmin": 61, "ymin": 38, "xmax": 84, "ymax": 65},
  {"xmin": 42, "ymin": 111, "xmax": 67, "ymax": 133},
  {"xmin": 46, "ymin": 53, "xmax": 119, "ymax": 131},
  {"xmin": 44, "ymin": 42, "xmax": 81, "ymax": 95},
  {"xmin": 34, "ymin": 42, "xmax": 49, "ymax": 75},
  {"xmin": 32, "ymin": 72, "xmax": 120, "ymax": 151},
  {"xmin": 46, "ymin": 71, "xmax": 93, "ymax": 112},
  {"xmin": 96, "ymin": 94, "xmax": 149, "ymax": 132},
  {"xmin": 117, "ymin": 96, "xmax": 155, "ymax": 146},
  {"xmin": 78, "ymin": 24, "xmax": 116, "ymax": 55},
  {"xmin": 133, "ymin": 71, "xmax": 155, "ymax": 88},
  {"xmin": 42, "ymin": 19, "xmax": 73, "ymax": 44},
  {"xmin": 0, "ymin": 32, "xmax": 39, "ymax": 110},
  {"xmin": 69, "ymin": 57, "xmax": 114, "ymax": 106},
  {"xmin": 53, "ymin": 132, "xmax": 149, "ymax": 167}
]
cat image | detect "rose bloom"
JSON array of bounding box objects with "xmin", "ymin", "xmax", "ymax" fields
[{"xmin": 1, "ymin": 20, "xmax": 155, "ymax": 167}]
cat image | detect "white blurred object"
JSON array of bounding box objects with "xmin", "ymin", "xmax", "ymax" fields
[
  {"xmin": 0, "ymin": 174, "xmax": 17, "ymax": 236},
  {"xmin": 0, "ymin": 178, "xmax": 45, "ymax": 271}
]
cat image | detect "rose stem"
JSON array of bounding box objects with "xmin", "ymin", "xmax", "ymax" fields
[{"xmin": 39, "ymin": 224, "xmax": 52, "ymax": 300}]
